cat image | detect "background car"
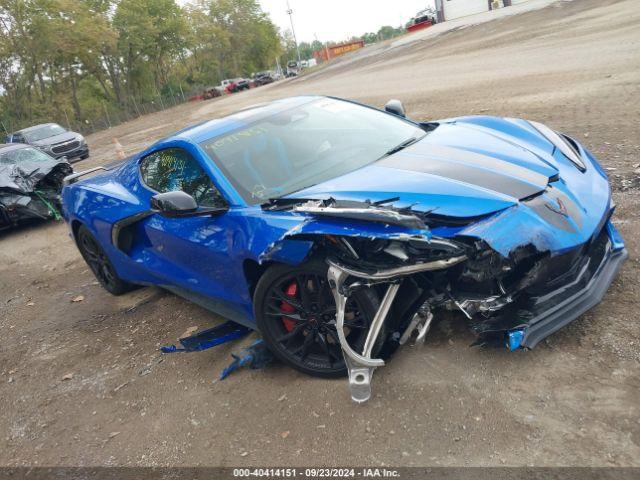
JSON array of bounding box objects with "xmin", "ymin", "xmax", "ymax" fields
[
  {"xmin": 6, "ymin": 123, "xmax": 89, "ymax": 162},
  {"xmin": 253, "ymin": 71, "xmax": 275, "ymax": 86},
  {"xmin": 62, "ymin": 96, "xmax": 626, "ymax": 402},
  {"xmin": 0, "ymin": 143, "xmax": 72, "ymax": 230},
  {"xmin": 221, "ymin": 78, "xmax": 250, "ymax": 94},
  {"xmin": 230, "ymin": 78, "xmax": 251, "ymax": 93},
  {"xmin": 286, "ymin": 61, "xmax": 299, "ymax": 77},
  {"xmin": 202, "ymin": 86, "xmax": 223, "ymax": 99},
  {"xmin": 409, "ymin": 7, "xmax": 438, "ymax": 26}
]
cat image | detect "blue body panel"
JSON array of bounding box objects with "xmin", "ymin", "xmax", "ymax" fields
[{"xmin": 62, "ymin": 97, "xmax": 622, "ymax": 329}]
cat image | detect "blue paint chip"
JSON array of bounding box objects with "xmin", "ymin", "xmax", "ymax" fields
[{"xmin": 507, "ymin": 330, "xmax": 524, "ymax": 351}]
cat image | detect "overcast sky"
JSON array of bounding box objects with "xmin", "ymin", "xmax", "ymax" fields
[{"xmin": 258, "ymin": 0, "xmax": 436, "ymax": 43}]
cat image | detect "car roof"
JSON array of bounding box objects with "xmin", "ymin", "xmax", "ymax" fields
[
  {"xmin": 15, "ymin": 123, "xmax": 61, "ymax": 133},
  {"xmin": 0, "ymin": 143, "xmax": 30, "ymax": 152},
  {"xmin": 167, "ymin": 95, "xmax": 322, "ymax": 144}
]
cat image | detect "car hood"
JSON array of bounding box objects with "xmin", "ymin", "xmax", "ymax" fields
[
  {"xmin": 286, "ymin": 120, "xmax": 562, "ymax": 218},
  {"xmin": 32, "ymin": 132, "xmax": 78, "ymax": 147}
]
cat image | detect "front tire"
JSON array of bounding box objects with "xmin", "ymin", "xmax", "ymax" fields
[
  {"xmin": 254, "ymin": 259, "xmax": 380, "ymax": 378},
  {"xmin": 76, "ymin": 225, "xmax": 136, "ymax": 295}
]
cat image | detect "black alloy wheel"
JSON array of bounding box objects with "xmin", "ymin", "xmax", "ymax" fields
[
  {"xmin": 255, "ymin": 260, "xmax": 380, "ymax": 378},
  {"xmin": 76, "ymin": 225, "xmax": 135, "ymax": 295}
]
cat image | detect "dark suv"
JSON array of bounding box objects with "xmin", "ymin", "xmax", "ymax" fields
[
  {"xmin": 254, "ymin": 71, "xmax": 275, "ymax": 86},
  {"xmin": 6, "ymin": 123, "xmax": 89, "ymax": 162}
]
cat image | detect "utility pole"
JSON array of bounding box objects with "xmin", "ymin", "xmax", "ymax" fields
[{"xmin": 286, "ymin": 0, "xmax": 302, "ymax": 66}]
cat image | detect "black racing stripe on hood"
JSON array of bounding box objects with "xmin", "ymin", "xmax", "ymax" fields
[{"xmin": 378, "ymin": 144, "xmax": 550, "ymax": 200}]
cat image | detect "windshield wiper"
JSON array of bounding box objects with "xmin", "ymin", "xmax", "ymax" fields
[{"xmin": 379, "ymin": 136, "xmax": 422, "ymax": 159}]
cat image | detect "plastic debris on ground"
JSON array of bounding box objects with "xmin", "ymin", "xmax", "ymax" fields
[
  {"xmin": 219, "ymin": 339, "xmax": 273, "ymax": 380},
  {"xmin": 159, "ymin": 321, "xmax": 273, "ymax": 380},
  {"xmin": 160, "ymin": 321, "xmax": 251, "ymax": 353}
]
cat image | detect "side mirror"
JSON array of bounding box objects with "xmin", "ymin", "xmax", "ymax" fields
[
  {"xmin": 151, "ymin": 191, "xmax": 198, "ymax": 217},
  {"xmin": 151, "ymin": 191, "xmax": 228, "ymax": 218},
  {"xmin": 385, "ymin": 99, "xmax": 406, "ymax": 118}
]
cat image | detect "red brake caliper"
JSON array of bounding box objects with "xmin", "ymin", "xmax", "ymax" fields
[{"xmin": 280, "ymin": 281, "xmax": 298, "ymax": 332}]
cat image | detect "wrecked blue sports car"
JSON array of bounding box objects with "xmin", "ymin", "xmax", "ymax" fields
[{"xmin": 62, "ymin": 96, "xmax": 627, "ymax": 402}]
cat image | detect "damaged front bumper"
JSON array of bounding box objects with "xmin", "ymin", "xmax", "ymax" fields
[
  {"xmin": 521, "ymin": 228, "xmax": 627, "ymax": 349},
  {"xmin": 322, "ymin": 219, "xmax": 626, "ymax": 403}
]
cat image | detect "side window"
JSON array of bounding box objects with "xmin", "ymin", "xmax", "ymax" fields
[{"xmin": 139, "ymin": 148, "xmax": 225, "ymax": 207}]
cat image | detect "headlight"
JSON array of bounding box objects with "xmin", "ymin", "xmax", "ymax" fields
[
  {"xmin": 37, "ymin": 145, "xmax": 49, "ymax": 151},
  {"xmin": 77, "ymin": 134, "xmax": 85, "ymax": 144},
  {"xmin": 529, "ymin": 120, "xmax": 586, "ymax": 171}
]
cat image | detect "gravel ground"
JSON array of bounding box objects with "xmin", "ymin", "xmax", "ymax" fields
[{"xmin": 1, "ymin": 0, "xmax": 639, "ymax": 467}]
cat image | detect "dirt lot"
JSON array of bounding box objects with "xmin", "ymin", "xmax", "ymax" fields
[{"xmin": 1, "ymin": 0, "xmax": 639, "ymax": 467}]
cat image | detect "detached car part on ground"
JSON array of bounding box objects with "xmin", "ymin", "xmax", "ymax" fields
[
  {"xmin": 6, "ymin": 123, "xmax": 89, "ymax": 162},
  {"xmin": 61, "ymin": 96, "xmax": 627, "ymax": 403},
  {"xmin": 0, "ymin": 143, "xmax": 72, "ymax": 230}
]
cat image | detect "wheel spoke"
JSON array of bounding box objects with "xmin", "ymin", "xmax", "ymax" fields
[
  {"xmin": 101, "ymin": 264, "xmax": 116, "ymax": 286},
  {"xmin": 83, "ymin": 247, "xmax": 100, "ymax": 264},
  {"xmin": 85, "ymin": 252, "xmax": 100, "ymax": 264},
  {"xmin": 275, "ymin": 322, "xmax": 307, "ymax": 343},
  {"xmin": 299, "ymin": 331, "xmax": 315, "ymax": 361},
  {"xmin": 269, "ymin": 290, "xmax": 304, "ymax": 311},
  {"xmin": 296, "ymin": 275, "xmax": 313, "ymax": 311},
  {"xmin": 343, "ymin": 321, "xmax": 366, "ymax": 330},
  {"xmin": 265, "ymin": 309, "xmax": 304, "ymax": 322},
  {"xmin": 318, "ymin": 284, "xmax": 334, "ymax": 311},
  {"xmin": 317, "ymin": 331, "xmax": 340, "ymax": 366},
  {"xmin": 326, "ymin": 328, "xmax": 341, "ymax": 345},
  {"xmin": 81, "ymin": 237, "xmax": 99, "ymax": 257}
]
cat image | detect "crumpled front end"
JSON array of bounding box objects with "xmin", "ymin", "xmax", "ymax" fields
[
  {"xmin": 261, "ymin": 170, "xmax": 626, "ymax": 402},
  {"xmin": 0, "ymin": 161, "xmax": 71, "ymax": 229}
]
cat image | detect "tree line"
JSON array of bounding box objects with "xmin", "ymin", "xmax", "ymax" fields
[
  {"xmin": 0, "ymin": 0, "xmax": 408, "ymax": 134},
  {"xmin": 0, "ymin": 0, "xmax": 282, "ymax": 133}
]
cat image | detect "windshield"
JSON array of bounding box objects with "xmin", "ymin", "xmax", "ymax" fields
[
  {"xmin": 199, "ymin": 98, "xmax": 427, "ymax": 204},
  {"xmin": 0, "ymin": 146, "xmax": 54, "ymax": 165},
  {"xmin": 23, "ymin": 124, "xmax": 66, "ymax": 142}
]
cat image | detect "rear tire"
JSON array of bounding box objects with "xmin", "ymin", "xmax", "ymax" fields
[
  {"xmin": 76, "ymin": 225, "xmax": 136, "ymax": 295},
  {"xmin": 254, "ymin": 259, "xmax": 380, "ymax": 378}
]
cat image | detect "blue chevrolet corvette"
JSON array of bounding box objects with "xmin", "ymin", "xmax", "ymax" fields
[{"xmin": 62, "ymin": 96, "xmax": 626, "ymax": 402}]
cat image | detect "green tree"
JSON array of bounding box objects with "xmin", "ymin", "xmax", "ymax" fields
[
  {"xmin": 114, "ymin": 0, "xmax": 189, "ymax": 101},
  {"xmin": 0, "ymin": 0, "xmax": 283, "ymax": 134}
]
